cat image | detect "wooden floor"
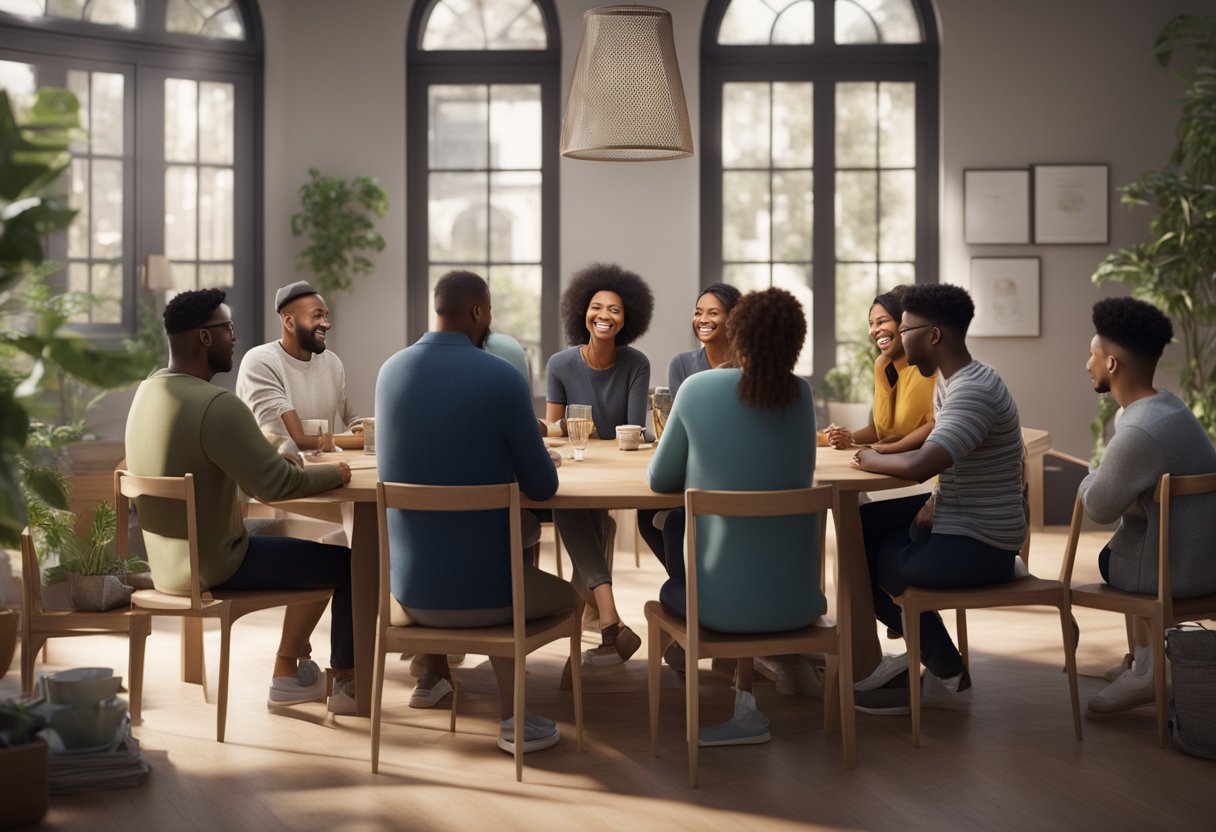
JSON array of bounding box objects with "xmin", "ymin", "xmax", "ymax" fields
[{"xmin": 5, "ymin": 522, "xmax": 1213, "ymax": 832}]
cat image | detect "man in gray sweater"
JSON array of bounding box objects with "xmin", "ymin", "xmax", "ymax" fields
[{"xmin": 1080, "ymin": 297, "xmax": 1216, "ymax": 715}]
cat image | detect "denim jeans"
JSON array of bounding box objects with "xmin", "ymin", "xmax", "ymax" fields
[{"xmin": 861, "ymin": 495, "xmax": 1017, "ymax": 678}]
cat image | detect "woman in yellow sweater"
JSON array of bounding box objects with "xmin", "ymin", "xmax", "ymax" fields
[{"xmin": 826, "ymin": 286, "xmax": 937, "ymax": 452}]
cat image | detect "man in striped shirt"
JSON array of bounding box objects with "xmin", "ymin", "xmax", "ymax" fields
[{"xmin": 848, "ymin": 283, "xmax": 1026, "ymax": 714}]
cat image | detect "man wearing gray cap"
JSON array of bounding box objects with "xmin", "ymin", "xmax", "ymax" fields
[{"xmin": 236, "ymin": 280, "xmax": 360, "ymax": 453}]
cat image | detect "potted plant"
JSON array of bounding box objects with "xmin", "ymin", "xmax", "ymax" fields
[
  {"xmin": 40, "ymin": 502, "xmax": 147, "ymax": 612},
  {"xmin": 0, "ymin": 700, "xmax": 50, "ymax": 829},
  {"xmin": 820, "ymin": 343, "xmax": 877, "ymax": 429},
  {"xmin": 290, "ymin": 167, "xmax": 388, "ymax": 299},
  {"xmin": 1093, "ymin": 15, "xmax": 1216, "ymax": 441}
]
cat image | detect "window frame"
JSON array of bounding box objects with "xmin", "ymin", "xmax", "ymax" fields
[
  {"xmin": 700, "ymin": 0, "xmax": 939, "ymax": 382},
  {"xmin": 405, "ymin": 0, "xmax": 561, "ymax": 392}
]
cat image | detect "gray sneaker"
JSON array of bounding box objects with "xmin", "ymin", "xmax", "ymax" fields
[
  {"xmin": 328, "ymin": 676, "xmax": 357, "ymax": 715},
  {"xmin": 268, "ymin": 659, "xmax": 326, "ymax": 707},
  {"xmin": 498, "ymin": 717, "xmax": 560, "ymax": 753},
  {"xmin": 408, "ymin": 669, "xmax": 453, "ymax": 708},
  {"xmin": 699, "ymin": 692, "xmax": 772, "ymax": 746}
]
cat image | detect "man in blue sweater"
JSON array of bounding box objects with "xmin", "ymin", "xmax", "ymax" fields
[{"xmin": 375, "ymin": 270, "xmax": 579, "ymax": 754}]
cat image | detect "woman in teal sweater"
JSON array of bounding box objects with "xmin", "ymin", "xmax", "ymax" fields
[{"xmin": 648, "ymin": 287, "xmax": 821, "ymax": 746}]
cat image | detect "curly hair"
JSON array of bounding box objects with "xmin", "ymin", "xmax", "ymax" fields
[
  {"xmin": 560, "ymin": 262, "xmax": 654, "ymax": 346},
  {"xmin": 726, "ymin": 287, "xmax": 806, "ymax": 409},
  {"xmin": 164, "ymin": 288, "xmax": 226, "ymax": 334},
  {"xmin": 699, "ymin": 282, "xmax": 742, "ymax": 314},
  {"xmin": 1092, "ymin": 297, "xmax": 1173, "ymax": 360},
  {"xmin": 902, "ymin": 283, "xmax": 974, "ymax": 336},
  {"xmin": 872, "ymin": 284, "xmax": 910, "ymax": 322}
]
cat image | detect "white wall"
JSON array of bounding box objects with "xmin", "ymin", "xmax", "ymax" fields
[{"xmin": 116, "ymin": 0, "xmax": 1200, "ymax": 462}]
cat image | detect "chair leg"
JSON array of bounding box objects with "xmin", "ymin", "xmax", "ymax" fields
[
  {"xmin": 216, "ymin": 611, "xmax": 233, "ymax": 743},
  {"xmin": 128, "ymin": 615, "xmax": 151, "ymax": 726},
  {"xmin": 648, "ymin": 621, "xmax": 663, "ymax": 757},
  {"xmin": 21, "ymin": 633, "xmax": 47, "ymax": 697},
  {"xmin": 822, "ymin": 654, "xmax": 838, "ymax": 737},
  {"xmin": 1124, "ymin": 613, "xmax": 1135, "ymax": 656},
  {"xmin": 686, "ymin": 643, "xmax": 699, "ymax": 788},
  {"xmin": 370, "ymin": 641, "xmax": 387, "ymax": 774},
  {"xmin": 1153, "ymin": 612, "xmax": 1168, "ymax": 748},
  {"xmin": 553, "ymin": 525, "xmax": 564, "ymax": 580},
  {"xmin": 514, "ymin": 651, "xmax": 525, "ymax": 783},
  {"xmin": 571, "ymin": 624, "xmax": 584, "ymax": 753},
  {"xmin": 449, "ymin": 679, "xmax": 459, "ymax": 734},
  {"xmin": 956, "ymin": 609, "xmax": 969, "ymax": 671},
  {"xmin": 182, "ymin": 618, "xmax": 206, "ymax": 689},
  {"xmin": 838, "ymin": 642, "xmax": 858, "ymax": 770},
  {"xmin": 904, "ymin": 604, "xmax": 922, "ymax": 748},
  {"xmin": 1057, "ymin": 604, "xmax": 1082, "ymax": 741},
  {"xmin": 634, "ymin": 513, "xmax": 641, "ymax": 568}
]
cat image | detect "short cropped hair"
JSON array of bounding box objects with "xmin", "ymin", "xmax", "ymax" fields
[
  {"xmin": 164, "ymin": 288, "xmax": 226, "ymax": 334},
  {"xmin": 1092, "ymin": 297, "xmax": 1173, "ymax": 360},
  {"xmin": 873, "ymin": 284, "xmax": 910, "ymax": 322},
  {"xmin": 560, "ymin": 262, "xmax": 654, "ymax": 346},
  {"xmin": 726, "ymin": 287, "xmax": 806, "ymax": 410},
  {"xmin": 699, "ymin": 282, "xmax": 742, "ymax": 314},
  {"xmin": 902, "ymin": 284, "xmax": 975, "ymax": 336},
  {"xmin": 434, "ymin": 270, "xmax": 489, "ymax": 317}
]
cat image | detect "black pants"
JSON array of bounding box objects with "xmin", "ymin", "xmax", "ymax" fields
[{"xmin": 861, "ymin": 495, "xmax": 1017, "ymax": 679}]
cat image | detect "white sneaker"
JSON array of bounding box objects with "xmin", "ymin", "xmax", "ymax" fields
[
  {"xmin": 408, "ymin": 669, "xmax": 453, "ymax": 709},
  {"xmin": 854, "ymin": 653, "xmax": 909, "ymax": 693},
  {"xmin": 920, "ymin": 669, "xmax": 972, "ymax": 709},
  {"xmin": 1102, "ymin": 653, "xmax": 1134, "ymax": 683},
  {"xmin": 1088, "ymin": 665, "xmax": 1154, "ymax": 714},
  {"xmin": 328, "ymin": 676, "xmax": 356, "ymax": 715},
  {"xmin": 267, "ymin": 659, "xmax": 326, "ymax": 706},
  {"xmin": 698, "ymin": 690, "xmax": 772, "ymax": 747},
  {"xmin": 498, "ymin": 717, "xmax": 560, "ymax": 753}
]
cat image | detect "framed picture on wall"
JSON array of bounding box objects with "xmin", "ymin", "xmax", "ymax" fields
[
  {"xmin": 964, "ymin": 169, "xmax": 1030, "ymax": 244},
  {"xmin": 1033, "ymin": 164, "xmax": 1109, "ymax": 244},
  {"xmin": 969, "ymin": 257, "xmax": 1040, "ymax": 337}
]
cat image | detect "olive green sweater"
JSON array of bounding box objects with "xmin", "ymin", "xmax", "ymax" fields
[{"xmin": 124, "ymin": 370, "xmax": 343, "ymax": 593}]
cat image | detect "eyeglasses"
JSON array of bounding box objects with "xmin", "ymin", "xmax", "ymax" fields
[
  {"xmin": 897, "ymin": 323, "xmax": 933, "ymax": 337},
  {"xmin": 200, "ymin": 321, "xmax": 234, "ymax": 334}
]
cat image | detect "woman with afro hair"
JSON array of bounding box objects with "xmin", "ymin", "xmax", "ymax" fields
[
  {"xmin": 546, "ymin": 262, "xmax": 653, "ymax": 666},
  {"xmin": 648, "ymin": 287, "xmax": 822, "ymax": 746}
]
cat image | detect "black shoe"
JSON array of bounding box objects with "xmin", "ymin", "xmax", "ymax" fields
[
  {"xmin": 854, "ymin": 669, "xmax": 911, "ymax": 715},
  {"xmin": 663, "ymin": 642, "xmax": 686, "ymax": 674}
]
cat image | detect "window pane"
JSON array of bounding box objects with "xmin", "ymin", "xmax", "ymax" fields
[
  {"xmin": 489, "ymin": 171, "xmax": 540, "ymax": 263},
  {"xmin": 199, "ymin": 82, "xmax": 235, "ymax": 165},
  {"xmin": 722, "ymin": 83, "xmax": 769, "ymax": 168},
  {"xmin": 422, "ymin": 0, "xmax": 488, "ymax": 50},
  {"xmin": 723, "ymin": 263, "xmax": 769, "ymax": 293},
  {"xmin": 87, "ymin": 0, "xmax": 136, "ymax": 28},
  {"xmin": 0, "ymin": 60, "xmax": 36, "ymax": 118},
  {"xmin": 878, "ymin": 262, "xmax": 914, "ymax": 291},
  {"xmin": 772, "ymin": 170, "xmax": 812, "ymax": 262},
  {"xmin": 486, "ymin": 0, "xmax": 546, "ymax": 50},
  {"xmin": 165, "ymin": 79, "xmax": 198, "ymax": 163},
  {"xmin": 835, "ymin": 82, "xmax": 876, "ymax": 167},
  {"xmin": 490, "ymin": 85, "xmax": 541, "ymax": 169},
  {"xmin": 430, "ymin": 85, "xmax": 488, "ymax": 170},
  {"xmin": 91, "ymin": 262, "xmax": 122, "ymax": 323},
  {"xmin": 773, "ymin": 263, "xmax": 813, "ymax": 375},
  {"xmin": 68, "ymin": 159, "xmax": 89, "ymax": 258},
  {"xmin": 91, "ymin": 71, "xmax": 124, "ymax": 155},
  {"xmin": 199, "ymin": 263, "xmax": 233, "ymax": 289},
  {"xmin": 718, "ymin": 0, "xmax": 777, "ymax": 45},
  {"xmin": 879, "ymin": 170, "xmax": 915, "ymax": 262},
  {"xmin": 199, "ymin": 167, "xmax": 234, "ymax": 260},
  {"xmin": 836, "ymin": 262, "xmax": 877, "ymax": 355},
  {"xmin": 47, "ymin": 0, "xmax": 84, "ymax": 15},
  {"xmin": 165, "ymin": 165, "xmax": 198, "ymax": 260},
  {"xmin": 722, "ymin": 171, "xmax": 770, "ymax": 262},
  {"xmin": 67, "ymin": 69, "xmax": 89, "ymax": 153},
  {"xmin": 168, "ymin": 262, "xmax": 196, "ymax": 292},
  {"xmin": 772, "ymin": 0, "xmax": 814, "ymax": 45},
  {"xmin": 166, "ymin": 0, "xmax": 245, "ymax": 39},
  {"xmin": 165, "ymin": 0, "xmax": 204, "ymax": 33},
  {"xmin": 0, "ymin": 1, "xmax": 43, "ymax": 16},
  {"xmin": 91, "ymin": 159, "xmax": 122, "ymax": 259},
  {"xmin": 200, "ymin": 8, "xmax": 245, "ymax": 39},
  {"xmin": 68, "ymin": 263, "xmax": 89, "ymax": 323},
  {"xmin": 836, "ymin": 0, "xmax": 922, "ymax": 44},
  {"xmin": 427, "ymin": 265, "xmax": 449, "ymax": 331},
  {"xmin": 835, "ymin": 171, "xmax": 877, "ymax": 261},
  {"xmin": 429, "ymin": 171, "xmax": 488, "ymax": 262},
  {"xmin": 487, "ymin": 264, "xmax": 541, "ymax": 350},
  {"xmin": 772, "ymin": 82, "xmax": 812, "ymax": 168},
  {"xmin": 878, "ymin": 82, "xmax": 915, "ymax": 168}
]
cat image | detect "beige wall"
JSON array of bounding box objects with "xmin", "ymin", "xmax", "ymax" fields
[{"xmin": 87, "ymin": 0, "xmax": 1206, "ymax": 459}]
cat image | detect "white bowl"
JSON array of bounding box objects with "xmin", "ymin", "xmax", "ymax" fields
[{"xmin": 44, "ymin": 667, "xmax": 122, "ymax": 709}]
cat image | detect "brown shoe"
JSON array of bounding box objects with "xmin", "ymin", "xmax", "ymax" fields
[{"xmin": 583, "ymin": 623, "xmax": 642, "ymax": 666}]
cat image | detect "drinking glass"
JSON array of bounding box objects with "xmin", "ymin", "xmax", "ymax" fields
[{"xmin": 565, "ymin": 404, "xmax": 593, "ymax": 461}]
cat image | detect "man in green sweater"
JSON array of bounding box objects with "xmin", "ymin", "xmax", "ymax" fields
[{"xmin": 125, "ymin": 289, "xmax": 357, "ymax": 713}]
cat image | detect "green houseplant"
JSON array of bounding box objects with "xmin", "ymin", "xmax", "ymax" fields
[
  {"xmin": 290, "ymin": 167, "xmax": 388, "ymax": 297},
  {"xmin": 820, "ymin": 342, "xmax": 877, "ymax": 428},
  {"xmin": 41, "ymin": 501, "xmax": 147, "ymax": 611},
  {"xmin": 1093, "ymin": 15, "xmax": 1216, "ymax": 441}
]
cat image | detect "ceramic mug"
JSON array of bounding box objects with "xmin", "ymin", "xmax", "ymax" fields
[{"xmin": 616, "ymin": 424, "xmax": 643, "ymax": 451}]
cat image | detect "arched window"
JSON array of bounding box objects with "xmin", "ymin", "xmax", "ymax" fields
[
  {"xmin": 0, "ymin": 0, "xmax": 261, "ymax": 351},
  {"xmin": 702, "ymin": 0, "xmax": 938, "ymax": 379},
  {"xmin": 407, "ymin": 0, "xmax": 559, "ymax": 392}
]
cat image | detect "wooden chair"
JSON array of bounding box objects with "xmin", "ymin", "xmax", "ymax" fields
[
  {"xmin": 1062, "ymin": 472, "xmax": 1216, "ymax": 747},
  {"xmin": 18, "ymin": 528, "xmax": 151, "ymax": 721},
  {"xmin": 645, "ymin": 485, "xmax": 856, "ymax": 787},
  {"xmin": 115, "ymin": 470, "xmax": 334, "ymax": 742},
  {"xmin": 370, "ymin": 482, "xmax": 585, "ymax": 782},
  {"xmin": 894, "ymin": 518, "xmax": 1082, "ymax": 747}
]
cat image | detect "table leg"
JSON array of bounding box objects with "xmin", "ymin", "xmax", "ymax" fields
[
  {"xmin": 181, "ymin": 618, "xmax": 205, "ymax": 687},
  {"xmin": 834, "ymin": 491, "xmax": 881, "ymax": 681},
  {"xmin": 1026, "ymin": 452, "xmax": 1045, "ymax": 532},
  {"xmin": 349, "ymin": 501, "xmax": 379, "ymax": 718}
]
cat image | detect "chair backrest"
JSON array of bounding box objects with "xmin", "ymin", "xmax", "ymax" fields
[
  {"xmin": 114, "ymin": 470, "xmax": 205, "ymax": 610},
  {"xmin": 20, "ymin": 528, "xmax": 44, "ymax": 616},
  {"xmin": 1155, "ymin": 472, "xmax": 1216, "ymax": 622},
  {"xmin": 684, "ymin": 485, "xmax": 840, "ymax": 659},
  {"xmin": 375, "ymin": 482, "xmax": 523, "ymax": 645}
]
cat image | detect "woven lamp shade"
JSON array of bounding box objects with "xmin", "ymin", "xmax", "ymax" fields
[{"xmin": 560, "ymin": 5, "xmax": 693, "ymax": 161}]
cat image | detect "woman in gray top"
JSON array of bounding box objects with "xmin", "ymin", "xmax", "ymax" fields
[
  {"xmin": 546, "ymin": 263, "xmax": 653, "ymax": 665},
  {"xmin": 667, "ymin": 282, "xmax": 741, "ymax": 399}
]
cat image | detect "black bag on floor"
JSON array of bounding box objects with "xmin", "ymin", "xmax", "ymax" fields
[{"xmin": 1165, "ymin": 626, "xmax": 1216, "ymax": 760}]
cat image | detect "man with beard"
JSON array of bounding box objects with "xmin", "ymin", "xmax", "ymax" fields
[
  {"xmin": 124, "ymin": 289, "xmax": 359, "ymax": 713},
  {"xmin": 374, "ymin": 270, "xmax": 578, "ymax": 754},
  {"xmin": 237, "ymin": 280, "xmax": 360, "ymax": 453},
  {"xmin": 1078, "ymin": 297, "xmax": 1216, "ymax": 715}
]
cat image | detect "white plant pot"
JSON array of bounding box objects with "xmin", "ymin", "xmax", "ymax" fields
[{"xmin": 826, "ymin": 401, "xmax": 871, "ymax": 430}]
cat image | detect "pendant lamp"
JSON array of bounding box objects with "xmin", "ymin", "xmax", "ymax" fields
[{"xmin": 560, "ymin": 5, "xmax": 694, "ymax": 161}]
